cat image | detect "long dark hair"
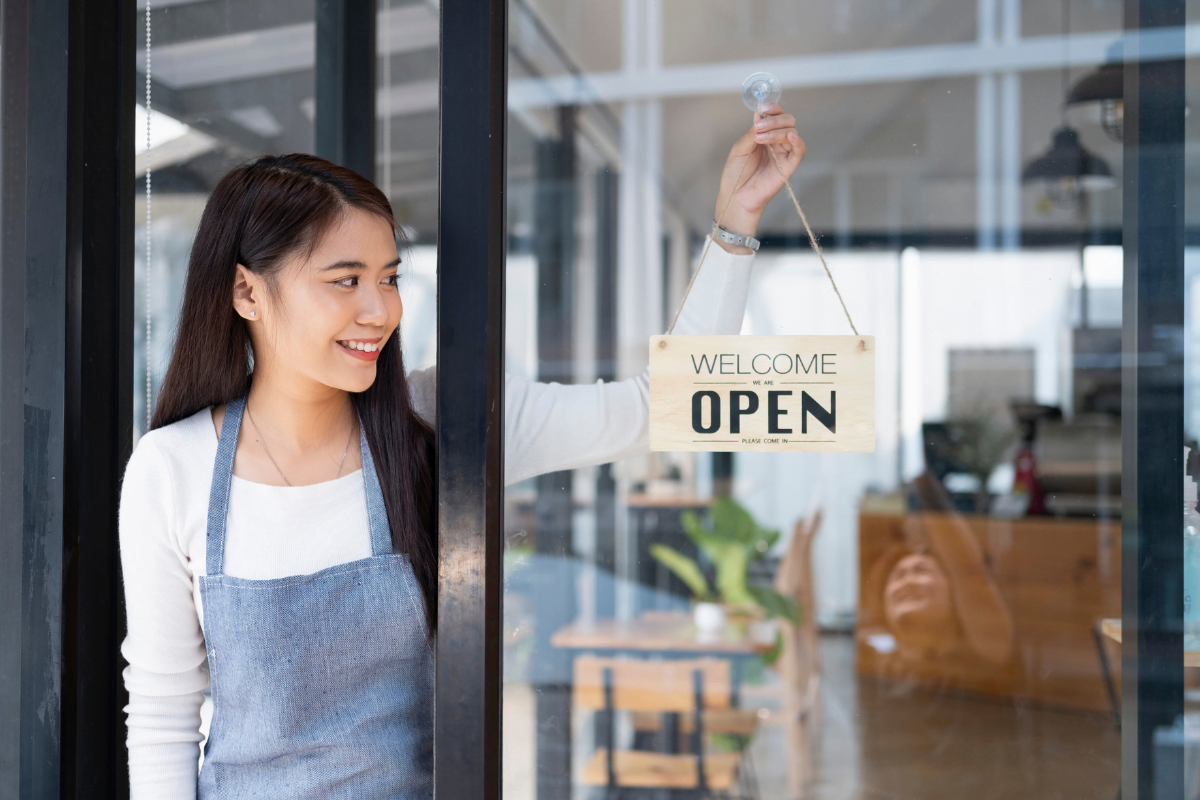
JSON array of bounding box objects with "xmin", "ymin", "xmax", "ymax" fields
[{"xmin": 152, "ymin": 153, "xmax": 438, "ymax": 632}]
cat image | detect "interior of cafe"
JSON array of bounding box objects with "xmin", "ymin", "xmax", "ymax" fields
[{"xmin": 127, "ymin": 0, "xmax": 1196, "ymax": 798}]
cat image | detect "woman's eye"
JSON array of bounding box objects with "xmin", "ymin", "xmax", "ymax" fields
[
  {"xmin": 383, "ymin": 274, "xmax": 399, "ymax": 287},
  {"xmin": 334, "ymin": 276, "xmax": 359, "ymax": 288}
]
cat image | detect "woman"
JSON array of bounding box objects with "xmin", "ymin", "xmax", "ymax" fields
[{"xmin": 120, "ymin": 104, "xmax": 804, "ymax": 798}]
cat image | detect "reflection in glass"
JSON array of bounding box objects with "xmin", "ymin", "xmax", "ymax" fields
[{"xmin": 496, "ymin": 0, "xmax": 1174, "ymax": 797}]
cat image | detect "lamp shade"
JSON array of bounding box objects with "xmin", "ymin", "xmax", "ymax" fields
[
  {"xmin": 1066, "ymin": 63, "xmax": 1123, "ymax": 141},
  {"xmin": 1066, "ymin": 63, "xmax": 1122, "ymax": 105},
  {"xmin": 1022, "ymin": 126, "xmax": 1116, "ymax": 192}
]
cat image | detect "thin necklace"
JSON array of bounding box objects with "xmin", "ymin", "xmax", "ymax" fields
[{"xmin": 245, "ymin": 405, "xmax": 356, "ymax": 487}]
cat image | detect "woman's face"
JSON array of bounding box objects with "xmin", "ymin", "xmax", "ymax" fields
[
  {"xmin": 884, "ymin": 553, "xmax": 955, "ymax": 632},
  {"xmin": 237, "ymin": 209, "xmax": 402, "ymax": 395}
]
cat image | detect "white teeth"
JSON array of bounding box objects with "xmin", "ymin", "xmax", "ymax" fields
[{"xmin": 340, "ymin": 340, "xmax": 380, "ymax": 353}]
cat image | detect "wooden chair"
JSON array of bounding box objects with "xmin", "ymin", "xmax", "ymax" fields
[
  {"xmin": 771, "ymin": 509, "xmax": 823, "ymax": 797},
  {"xmin": 631, "ymin": 707, "xmax": 761, "ymax": 739},
  {"xmin": 575, "ymin": 656, "xmax": 746, "ymax": 798}
]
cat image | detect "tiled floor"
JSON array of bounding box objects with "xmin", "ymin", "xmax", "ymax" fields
[{"xmin": 750, "ymin": 633, "xmax": 1121, "ymax": 800}]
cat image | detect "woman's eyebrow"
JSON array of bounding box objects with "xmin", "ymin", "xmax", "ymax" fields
[{"xmin": 320, "ymin": 257, "xmax": 401, "ymax": 272}]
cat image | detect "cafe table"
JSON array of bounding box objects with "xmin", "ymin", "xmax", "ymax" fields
[
  {"xmin": 551, "ymin": 611, "xmax": 773, "ymax": 759},
  {"xmin": 551, "ymin": 611, "xmax": 773, "ymax": 705},
  {"xmin": 1099, "ymin": 618, "xmax": 1200, "ymax": 666},
  {"xmin": 1094, "ymin": 618, "xmax": 1200, "ymax": 728}
]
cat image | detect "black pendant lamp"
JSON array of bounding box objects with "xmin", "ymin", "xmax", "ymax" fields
[
  {"xmin": 1022, "ymin": 125, "xmax": 1116, "ymax": 208},
  {"xmin": 1066, "ymin": 62, "xmax": 1123, "ymax": 142},
  {"xmin": 1022, "ymin": 0, "xmax": 1116, "ymax": 209}
]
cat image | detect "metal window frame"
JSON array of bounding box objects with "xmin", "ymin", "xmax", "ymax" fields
[
  {"xmin": 315, "ymin": 0, "xmax": 377, "ymax": 180},
  {"xmin": 0, "ymin": 0, "xmax": 135, "ymax": 797},
  {"xmin": 1121, "ymin": 2, "xmax": 1187, "ymax": 798},
  {"xmin": 434, "ymin": 0, "xmax": 507, "ymax": 797}
]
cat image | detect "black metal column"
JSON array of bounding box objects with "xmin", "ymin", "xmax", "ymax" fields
[
  {"xmin": 1, "ymin": 0, "xmax": 70, "ymax": 795},
  {"xmin": 316, "ymin": 0, "xmax": 377, "ymax": 181},
  {"xmin": 532, "ymin": 106, "xmax": 577, "ymax": 800},
  {"xmin": 593, "ymin": 166, "xmax": 619, "ymax": 620},
  {"xmin": 0, "ymin": 0, "xmax": 32, "ymax": 786},
  {"xmin": 62, "ymin": 0, "xmax": 135, "ymax": 797},
  {"xmin": 712, "ymin": 452, "xmax": 734, "ymax": 498},
  {"xmin": 436, "ymin": 0, "xmax": 506, "ymax": 797},
  {"xmin": 1121, "ymin": 2, "xmax": 1186, "ymax": 798}
]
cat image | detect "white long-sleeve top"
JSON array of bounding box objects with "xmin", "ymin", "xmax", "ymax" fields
[{"xmin": 119, "ymin": 241, "xmax": 753, "ymax": 799}]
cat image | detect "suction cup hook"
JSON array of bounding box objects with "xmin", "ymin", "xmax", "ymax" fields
[{"xmin": 741, "ymin": 72, "xmax": 782, "ymax": 114}]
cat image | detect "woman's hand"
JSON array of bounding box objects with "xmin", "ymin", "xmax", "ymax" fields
[{"xmin": 712, "ymin": 103, "xmax": 805, "ymax": 254}]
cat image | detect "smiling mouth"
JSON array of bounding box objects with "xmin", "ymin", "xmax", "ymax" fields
[
  {"xmin": 337, "ymin": 339, "xmax": 384, "ymax": 361},
  {"xmin": 338, "ymin": 340, "xmax": 381, "ymax": 353}
]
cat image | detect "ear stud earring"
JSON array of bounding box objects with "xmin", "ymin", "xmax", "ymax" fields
[{"xmin": 249, "ymin": 311, "xmax": 256, "ymax": 318}]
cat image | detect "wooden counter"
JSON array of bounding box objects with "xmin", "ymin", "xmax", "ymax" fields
[{"xmin": 858, "ymin": 512, "xmax": 1121, "ymax": 712}]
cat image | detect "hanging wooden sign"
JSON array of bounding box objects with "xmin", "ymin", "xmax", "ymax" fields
[
  {"xmin": 649, "ymin": 334, "xmax": 875, "ymax": 452},
  {"xmin": 649, "ymin": 72, "xmax": 876, "ymax": 454}
]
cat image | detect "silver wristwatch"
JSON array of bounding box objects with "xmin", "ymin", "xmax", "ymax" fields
[{"xmin": 713, "ymin": 222, "xmax": 761, "ymax": 251}]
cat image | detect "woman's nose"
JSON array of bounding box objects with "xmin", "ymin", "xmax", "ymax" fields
[{"xmin": 357, "ymin": 285, "xmax": 390, "ymax": 326}]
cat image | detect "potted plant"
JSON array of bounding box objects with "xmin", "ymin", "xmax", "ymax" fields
[{"xmin": 650, "ymin": 499, "xmax": 798, "ymax": 649}]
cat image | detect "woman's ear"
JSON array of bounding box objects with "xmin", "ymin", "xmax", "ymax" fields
[{"xmin": 232, "ymin": 263, "xmax": 260, "ymax": 321}]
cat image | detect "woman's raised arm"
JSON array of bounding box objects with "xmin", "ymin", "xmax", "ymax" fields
[
  {"xmin": 501, "ymin": 242, "xmax": 754, "ymax": 484},
  {"xmin": 407, "ymin": 103, "xmax": 804, "ymax": 484}
]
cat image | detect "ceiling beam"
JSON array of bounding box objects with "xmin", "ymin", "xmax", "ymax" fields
[
  {"xmin": 137, "ymin": 3, "xmax": 436, "ymax": 89},
  {"xmin": 509, "ymin": 25, "xmax": 1200, "ymax": 108}
]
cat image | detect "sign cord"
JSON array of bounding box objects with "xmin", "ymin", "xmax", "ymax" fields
[
  {"xmin": 765, "ymin": 144, "xmax": 858, "ymax": 336},
  {"xmin": 666, "ymin": 137, "xmax": 859, "ymax": 337}
]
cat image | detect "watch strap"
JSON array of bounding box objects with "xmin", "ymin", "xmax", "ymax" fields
[{"xmin": 713, "ymin": 223, "xmax": 760, "ymax": 252}]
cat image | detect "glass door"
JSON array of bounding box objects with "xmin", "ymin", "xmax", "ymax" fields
[{"xmin": 496, "ymin": 1, "xmax": 1193, "ymax": 798}]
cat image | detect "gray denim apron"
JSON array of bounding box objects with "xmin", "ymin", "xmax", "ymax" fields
[{"xmin": 197, "ymin": 395, "xmax": 433, "ymax": 799}]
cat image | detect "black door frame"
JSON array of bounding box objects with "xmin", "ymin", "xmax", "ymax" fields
[
  {"xmin": 315, "ymin": 0, "xmax": 377, "ymax": 181},
  {"xmin": 434, "ymin": 0, "xmax": 507, "ymax": 798},
  {"xmin": 1121, "ymin": 2, "xmax": 1186, "ymax": 797},
  {"xmin": 0, "ymin": 0, "xmax": 136, "ymax": 797}
]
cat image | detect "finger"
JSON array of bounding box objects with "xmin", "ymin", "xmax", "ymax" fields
[
  {"xmin": 787, "ymin": 131, "xmax": 806, "ymax": 166},
  {"xmin": 755, "ymin": 113, "xmax": 796, "ymax": 134},
  {"xmin": 750, "ymin": 102, "xmax": 785, "ymax": 128},
  {"xmin": 753, "ymin": 128, "xmax": 797, "ymax": 147},
  {"xmin": 772, "ymin": 133, "xmax": 805, "ymax": 175}
]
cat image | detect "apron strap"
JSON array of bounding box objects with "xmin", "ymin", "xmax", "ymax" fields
[
  {"xmin": 359, "ymin": 424, "xmax": 394, "ymax": 557},
  {"xmin": 205, "ymin": 396, "xmax": 395, "ymax": 574},
  {"xmin": 205, "ymin": 394, "xmax": 246, "ymax": 576}
]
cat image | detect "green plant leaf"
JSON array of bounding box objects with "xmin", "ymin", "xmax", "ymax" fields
[
  {"xmin": 760, "ymin": 629, "xmax": 785, "ymax": 666},
  {"xmin": 708, "ymin": 732, "xmax": 751, "ymax": 752},
  {"xmin": 754, "ymin": 527, "xmax": 781, "ymax": 556},
  {"xmin": 649, "ymin": 544, "xmax": 713, "ymax": 600},
  {"xmin": 748, "ymin": 585, "xmax": 800, "ymax": 625},
  {"xmin": 680, "ymin": 510, "xmax": 715, "ymax": 556},
  {"xmin": 711, "ymin": 498, "xmax": 758, "ymax": 544},
  {"xmin": 679, "ymin": 500, "xmax": 784, "ymax": 606},
  {"xmin": 712, "ymin": 543, "xmax": 754, "ymax": 606}
]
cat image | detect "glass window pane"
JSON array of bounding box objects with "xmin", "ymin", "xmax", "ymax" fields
[
  {"xmin": 135, "ymin": 0, "xmax": 441, "ymax": 436},
  {"xmin": 379, "ymin": 0, "xmax": 440, "ymax": 374},
  {"xmin": 134, "ymin": 0, "xmax": 316, "ymax": 437},
  {"xmin": 130, "ymin": 0, "xmax": 441, "ymax": 775},
  {"xmin": 501, "ymin": 0, "xmax": 1190, "ymax": 797}
]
